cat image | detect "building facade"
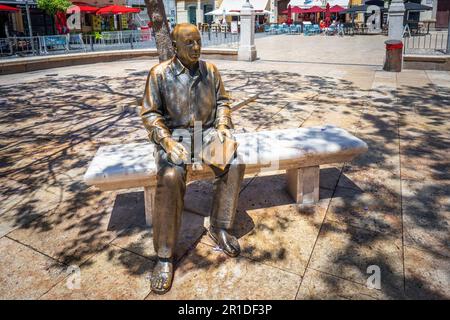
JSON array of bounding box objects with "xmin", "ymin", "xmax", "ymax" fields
[
  {"xmin": 175, "ymin": 0, "xmax": 216, "ymax": 25},
  {"xmin": 126, "ymin": 0, "xmax": 176, "ymax": 25},
  {"xmin": 0, "ymin": 0, "xmax": 57, "ymax": 36}
]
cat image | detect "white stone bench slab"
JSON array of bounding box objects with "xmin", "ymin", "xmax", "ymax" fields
[{"xmin": 84, "ymin": 125, "xmax": 368, "ymax": 225}]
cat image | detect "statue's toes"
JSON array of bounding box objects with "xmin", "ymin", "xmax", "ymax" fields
[
  {"xmin": 151, "ymin": 272, "xmax": 173, "ymax": 294},
  {"xmin": 224, "ymin": 236, "xmax": 240, "ymax": 257}
]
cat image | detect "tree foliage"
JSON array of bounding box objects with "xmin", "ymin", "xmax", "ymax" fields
[{"xmin": 37, "ymin": 0, "xmax": 72, "ymax": 16}]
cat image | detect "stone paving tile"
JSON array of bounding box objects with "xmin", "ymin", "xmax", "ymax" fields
[
  {"xmin": 232, "ymin": 100, "xmax": 285, "ymax": 133},
  {"xmin": 402, "ymin": 179, "xmax": 450, "ymax": 258},
  {"xmin": 0, "ymin": 166, "xmax": 88, "ymax": 238},
  {"xmin": 146, "ymin": 243, "xmax": 301, "ymax": 300},
  {"xmin": 300, "ymin": 105, "xmax": 363, "ymax": 133},
  {"xmin": 41, "ymin": 245, "xmax": 153, "ymax": 300},
  {"xmin": 112, "ymin": 208, "xmax": 205, "ymax": 262},
  {"xmin": 6, "ymin": 189, "xmax": 129, "ymax": 265},
  {"xmin": 396, "ymin": 70, "xmax": 430, "ymax": 87},
  {"xmin": 404, "ymin": 246, "xmax": 450, "ymax": 300},
  {"xmin": 256, "ymin": 101, "xmax": 316, "ymax": 131},
  {"xmin": 320, "ymin": 164, "xmax": 344, "ymax": 190},
  {"xmin": 201, "ymin": 172, "xmax": 334, "ymax": 276},
  {"xmin": 326, "ymin": 185, "xmax": 401, "ymax": 236},
  {"xmin": 0, "ymin": 237, "xmax": 66, "ymax": 299},
  {"xmin": 296, "ymin": 268, "xmax": 389, "ymax": 300},
  {"xmin": 309, "ymin": 221, "xmax": 404, "ymax": 299},
  {"xmin": 349, "ymin": 128, "xmax": 399, "ymax": 172},
  {"xmin": 329, "ymin": 147, "xmax": 402, "ymax": 234},
  {"xmin": 183, "ymin": 173, "xmax": 257, "ymax": 217},
  {"xmin": 425, "ymin": 71, "xmax": 450, "ymax": 89}
]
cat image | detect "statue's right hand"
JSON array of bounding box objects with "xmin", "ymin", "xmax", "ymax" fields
[{"xmin": 160, "ymin": 137, "xmax": 189, "ymax": 164}]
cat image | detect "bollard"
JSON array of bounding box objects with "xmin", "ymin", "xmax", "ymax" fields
[
  {"xmin": 237, "ymin": 0, "xmax": 257, "ymax": 61},
  {"xmin": 383, "ymin": 40, "xmax": 403, "ymax": 72}
]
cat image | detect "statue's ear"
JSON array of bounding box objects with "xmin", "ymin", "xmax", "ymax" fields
[{"xmin": 172, "ymin": 40, "xmax": 177, "ymax": 53}]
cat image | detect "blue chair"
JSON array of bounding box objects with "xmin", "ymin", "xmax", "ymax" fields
[
  {"xmin": 303, "ymin": 24, "xmax": 313, "ymax": 36},
  {"xmin": 273, "ymin": 24, "xmax": 282, "ymax": 34},
  {"xmin": 264, "ymin": 24, "xmax": 271, "ymax": 34},
  {"xmin": 281, "ymin": 24, "xmax": 290, "ymax": 33},
  {"xmin": 289, "ymin": 24, "xmax": 298, "ymax": 34},
  {"xmin": 312, "ymin": 24, "xmax": 321, "ymax": 34},
  {"xmin": 337, "ymin": 23, "xmax": 345, "ymax": 36},
  {"xmin": 326, "ymin": 25, "xmax": 336, "ymax": 36},
  {"xmin": 268, "ymin": 24, "xmax": 278, "ymax": 34}
]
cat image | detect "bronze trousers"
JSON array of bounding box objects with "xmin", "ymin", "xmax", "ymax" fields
[{"xmin": 152, "ymin": 146, "xmax": 245, "ymax": 259}]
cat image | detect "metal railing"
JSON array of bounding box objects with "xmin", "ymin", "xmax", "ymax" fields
[
  {"xmin": 200, "ymin": 30, "xmax": 240, "ymax": 48},
  {"xmin": 0, "ymin": 29, "xmax": 239, "ymax": 58},
  {"xmin": 403, "ymin": 31, "xmax": 449, "ymax": 55},
  {"xmin": 5, "ymin": 36, "xmax": 41, "ymax": 56}
]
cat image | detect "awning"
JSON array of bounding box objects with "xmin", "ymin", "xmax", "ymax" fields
[
  {"xmin": 67, "ymin": 2, "xmax": 98, "ymax": 14},
  {"xmin": 205, "ymin": 0, "xmax": 270, "ymax": 16},
  {"xmin": 0, "ymin": 4, "xmax": 19, "ymax": 11},
  {"xmin": 96, "ymin": 5, "xmax": 141, "ymax": 15},
  {"xmin": 288, "ymin": 0, "xmax": 324, "ymax": 8},
  {"xmin": 329, "ymin": 5, "xmax": 345, "ymax": 13},
  {"xmin": 342, "ymin": 5, "xmax": 387, "ymax": 14},
  {"xmin": 404, "ymin": 2, "xmax": 432, "ymax": 12},
  {"xmin": 288, "ymin": 0, "xmax": 348, "ymax": 9}
]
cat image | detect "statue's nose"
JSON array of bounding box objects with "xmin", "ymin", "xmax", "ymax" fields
[{"xmin": 193, "ymin": 41, "xmax": 200, "ymax": 50}]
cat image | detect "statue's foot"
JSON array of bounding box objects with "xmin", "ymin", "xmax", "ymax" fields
[
  {"xmin": 208, "ymin": 226, "xmax": 240, "ymax": 257},
  {"xmin": 150, "ymin": 258, "xmax": 174, "ymax": 294}
]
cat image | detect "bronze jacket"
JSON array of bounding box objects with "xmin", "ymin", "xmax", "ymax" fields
[{"xmin": 140, "ymin": 57, "xmax": 232, "ymax": 145}]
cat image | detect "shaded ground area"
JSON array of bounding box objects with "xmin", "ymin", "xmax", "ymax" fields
[{"xmin": 0, "ymin": 56, "xmax": 449, "ymax": 299}]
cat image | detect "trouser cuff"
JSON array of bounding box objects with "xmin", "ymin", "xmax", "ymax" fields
[{"xmin": 210, "ymin": 218, "xmax": 233, "ymax": 230}]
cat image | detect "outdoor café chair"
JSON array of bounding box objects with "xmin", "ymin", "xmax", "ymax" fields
[
  {"xmin": 281, "ymin": 24, "xmax": 290, "ymax": 34},
  {"xmin": 303, "ymin": 24, "xmax": 313, "ymax": 36},
  {"xmin": 273, "ymin": 24, "xmax": 282, "ymax": 34},
  {"xmin": 289, "ymin": 24, "xmax": 299, "ymax": 34},
  {"xmin": 266, "ymin": 24, "xmax": 276, "ymax": 34},
  {"xmin": 325, "ymin": 25, "xmax": 337, "ymax": 36}
]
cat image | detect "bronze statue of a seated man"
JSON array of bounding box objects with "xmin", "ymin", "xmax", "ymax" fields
[{"xmin": 140, "ymin": 23, "xmax": 245, "ymax": 294}]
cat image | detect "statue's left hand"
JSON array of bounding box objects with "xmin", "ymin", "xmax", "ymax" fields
[{"xmin": 216, "ymin": 124, "xmax": 233, "ymax": 143}]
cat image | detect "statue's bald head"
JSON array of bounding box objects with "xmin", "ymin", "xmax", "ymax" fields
[
  {"xmin": 171, "ymin": 23, "xmax": 201, "ymax": 69},
  {"xmin": 171, "ymin": 23, "xmax": 200, "ymax": 44}
]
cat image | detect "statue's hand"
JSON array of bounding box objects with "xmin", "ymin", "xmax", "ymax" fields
[
  {"xmin": 160, "ymin": 137, "xmax": 189, "ymax": 164},
  {"xmin": 216, "ymin": 124, "xmax": 233, "ymax": 143}
]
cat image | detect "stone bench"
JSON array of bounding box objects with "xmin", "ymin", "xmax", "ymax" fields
[{"xmin": 83, "ymin": 125, "xmax": 368, "ymax": 226}]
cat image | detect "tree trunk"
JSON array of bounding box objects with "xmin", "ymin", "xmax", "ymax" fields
[{"xmin": 144, "ymin": 0, "xmax": 175, "ymax": 62}]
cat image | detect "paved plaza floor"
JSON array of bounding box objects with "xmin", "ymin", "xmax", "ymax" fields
[{"xmin": 0, "ymin": 35, "xmax": 449, "ymax": 299}]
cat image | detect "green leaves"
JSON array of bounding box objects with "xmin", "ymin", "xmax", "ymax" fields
[{"xmin": 36, "ymin": 0, "xmax": 72, "ymax": 15}]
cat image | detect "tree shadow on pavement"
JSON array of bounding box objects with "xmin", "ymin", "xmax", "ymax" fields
[{"xmin": 0, "ymin": 68, "xmax": 448, "ymax": 299}]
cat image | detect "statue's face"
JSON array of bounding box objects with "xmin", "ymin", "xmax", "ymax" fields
[{"xmin": 174, "ymin": 25, "xmax": 201, "ymax": 67}]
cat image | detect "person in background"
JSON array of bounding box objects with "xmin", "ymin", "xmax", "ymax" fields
[{"xmin": 319, "ymin": 20, "xmax": 326, "ymax": 30}]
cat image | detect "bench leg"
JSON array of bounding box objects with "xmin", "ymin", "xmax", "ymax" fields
[
  {"xmin": 144, "ymin": 186, "xmax": 155, "ymax": 227},
  {"xmin": 286, "ymin": 166, "xmax": 320, "ymax": 206}
]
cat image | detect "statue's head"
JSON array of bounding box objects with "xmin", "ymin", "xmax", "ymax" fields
[{"xmin": 171, "ymin": 23, "xmax": 201, "ymax": 68}]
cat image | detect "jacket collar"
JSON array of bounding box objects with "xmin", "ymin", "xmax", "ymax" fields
[{"xmin": 171, "ymin": 56, "xmax": 206, "ymax": 78}]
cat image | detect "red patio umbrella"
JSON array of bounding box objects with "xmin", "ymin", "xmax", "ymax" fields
[
  {"xmin": 0, "ymin": 4, "xmax": 19, "ymax": 11},
  {"xmin": 96, "ymin": 5, "xmax": 141, "ymax": 15},
  {"xmin": 286, "ymin": 5, "xmax": 293, "ymax": 25},
  {"xmin": 329, "ymin": 5, "xmax": 345, "ymax": 13},
  {"xmin": 282, "ymin": 6, "xmax": 304, "ymax": 14},
  {"xmin": 67, "ymin": 2, "xmax": 99, "ymax": 14},
  {"xmin": 325, "ymin": 3, "xmax": 331, "ymax": 27},
  {"xmin": 303, "ymin": 6, "xmax": 325, "ymax": 14}
]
